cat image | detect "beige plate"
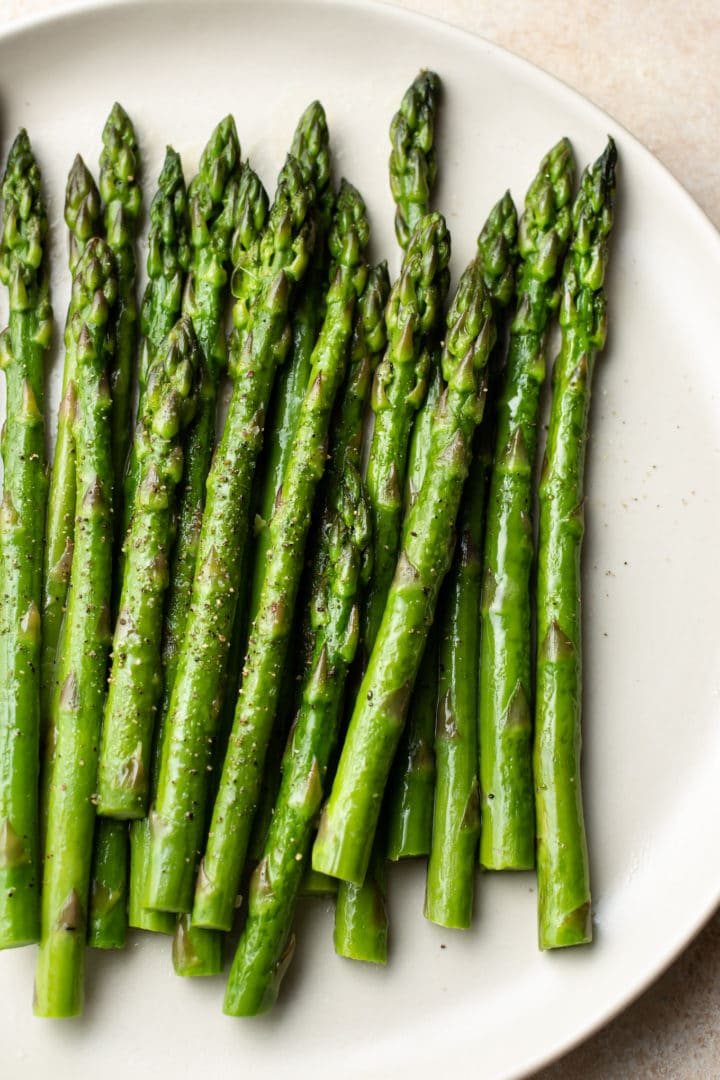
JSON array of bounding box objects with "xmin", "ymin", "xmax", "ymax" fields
[{"xmin": 1, "ymin": 1, "xmax": 720, "ymax": 1077}]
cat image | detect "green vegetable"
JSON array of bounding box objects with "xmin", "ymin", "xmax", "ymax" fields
[
  {"xmin": 122, "ymin": 146, "xmax": 191, "ymax": 531},
  {"xmin": 248, "ymin": 101, "xmax": 332, "ymax": 627},
  {"xmin": 145, "ymin": 154, "xmax": 314, "ymax": 915},
  {"xmin": 99, "ymin": 103, "xmax": 141, "ymax": 518},
  {"xmin": 87, "ymin": 820, "xmax": 128, "ymax": 949},
  {"xmin": 384, "ymin": 363, "xmax": 442, "ymax": 862},
  {"xmin": 479, "ymin": 139, "xmax": 574, "ymax": 871},
  {"xmin": 351, "ymin": 76, "xmax": 443, "ymax": 938},
  {"xmin": 128, "ymin": 121, "xmax": 246, "ymax": 931},
  {"xmin": 172, "ymin": 913, "xmax": 223, "ymax": 977},
  {"xmin": 35, "ymin": 238, "xmax": 117, "ymax": 1017},
  {"xmin": 424, "ymin": 457, "xmax": 483, "ymax": 928},
  {"xmin": 0, "ymin": 131, "xmax": 52, "ymax": 949},
  {"xmin": 425, "ymin": 189, "xmax": 519, "ymax": 928},
  {"xmin": 335, "ymin": 212, "xmax": 450, "ymax": 956},
  {"xmin": 41, "ymin": 154, "xmax": 101, "ymax": 741},
  {"xmin": 313, "ymin": 255, "xmax": 495, "ymax": 887},
  {"xmin": 98, "ymin": 318, "xmax": 200, "ymax": 819},
  {"xmin": 160, "ymin": 116, "xmax": 242, "ymax": 709},
  {"xmin": 364, "ymin": 212, "xmax": 450, "ymax": 650},
  {"xmin": 223, "ymin": 263, "xmax": 386, "ymax": 1015},
  {"xmin": 389, "ymin": 70, "xmax": 441, "ymax": 248},
  {"xmin": 193, "ymin": 180, "xmax": 369, "ymax": 933},
  {"xmin": 335, "ymin": 840, "xmax": 388, "ymax": 964},
  {"xmin": 535, "ymin": 140, "xmax": 617, "ymax": 949}
]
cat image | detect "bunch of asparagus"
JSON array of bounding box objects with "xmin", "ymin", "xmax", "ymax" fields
[{"xmin": 0, "ymin": 71, "xmax": 617, "ymax": 1018}]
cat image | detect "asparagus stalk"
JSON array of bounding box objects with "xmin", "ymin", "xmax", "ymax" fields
[
  {"xmin": 161, "ymin": 116, "xmax": 242, "ymax": 705},
  {"xmin": 389, "ymin": 70, "xmax": 441, "ymax": 248},
  {"xmin": 41, "ymin": 157, "xmax": 126, "ymax": 954},
  {"xmin": 248, "ymin": 101, "xmax": 332, "ymax": 626},
  {"xmin": 479, "ymin": 139, "xmax": 574, "ymax": 871},
  {"xmin": 34, "ymin": 238, "xmax": 117, "ymax": 1017},
  {"xmin": 223, "ymin": 264, "xmax": 387, "ymax": 1015},
  {"xmin": 126, "ymin": 123, "xmax": 246, "ymax": 933},
  {"xmin": 122, "ymin": 147, "xmax": 191, "ymax": 530},
  {"xmin": 145, "ymin": 154, "xmax": 315, "ymax": 916},
  {"xmin": 99, "ymin": 103, "xmax": 141, "ymax": 516},
  {"xmin": 334, "ymin": 214, "xmax": 449, "ymax": 953},
  {"xmin": 105, "ymin": 158, "xmax": 191, "ymax": 936},
  {"xmin": 424, "ymin": 459, "xmax": 482, "ymax": 928},
  {"xmin": 0, "ymin": 131, "xmax": 52, "ymax": 948},
  {"xmin": 364, "ymin": 212, "xmax": 450, "ymax": 647},
  {"xmin": 348, "ymin": 75, "xmax": 443, "ymax": 932},
  {"xmin": 238, "ymin": 106, "xmax": 334, "ymax": 848},
  {"xmin": 193, "ymin": 180, "xmax": 369, "ymax": 933},
  {"xmin": 313, "ymin": 256, "xmax": 495, "ymax": 886},
  {"xmin": 92, "ymin": 113, "xmax": 143, "ymax": 949},
  {"xmin": 535, "ymin": 140, "xmax": 617, "ymax": 949},
  {"xmin": 41, "ymin": 155, "xmax": 101, "ymax": 737},
  {"xmin": 384, "ymin": 364, "xmax": 441, "ymax": 862},
  {"xmin": 425, "ymin": 191, "xmax": 519, "ymax": 928},
  {"xmin": 87, "ymin": 820, "xmax": 128, "ymax": 949},
  {"xmin": 97, "ymin": 318, "xmax": 200, "ymax": 819}
]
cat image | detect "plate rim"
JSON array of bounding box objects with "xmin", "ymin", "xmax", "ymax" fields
[{"xmin": 0, "ymin": 2, "xmax": 719, "ymax": 1077}]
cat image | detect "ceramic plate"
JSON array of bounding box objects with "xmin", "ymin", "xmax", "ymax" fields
[{"xmin": 1, "ymin": 2, "xmax": 719, "ymax": 1078}]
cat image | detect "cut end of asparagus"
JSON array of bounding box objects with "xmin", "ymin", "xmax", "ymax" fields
[{"xmin": 172, "ymin": 914, "xmax": 224, "ymax": 976}]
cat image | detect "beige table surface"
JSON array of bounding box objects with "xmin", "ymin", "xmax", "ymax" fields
[{"xmin": 0, "ymin": 1, "xmax": 718, "ymax": 1077}]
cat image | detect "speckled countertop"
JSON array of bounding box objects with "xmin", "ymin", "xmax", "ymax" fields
[{"xmin": 0, "ymin": 1, "xmax": 718, "ymax": 1076}]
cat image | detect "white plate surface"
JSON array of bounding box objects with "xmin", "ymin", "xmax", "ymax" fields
[{"xmin": 1, "ymin": 2, "xmax": 720, "ymax": 1078}]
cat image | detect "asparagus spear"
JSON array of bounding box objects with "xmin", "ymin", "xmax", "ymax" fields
[
  {"xmin": 389, "ymin": 70, "xmax": 441, "ymax": 248},
  {"xmin": 0, "ymin": 131, "xmax": 52, "ymax": 949},
  {"xmin": 97, "ymin": 318, "xmax": 200, "ymax": 819},
  {"xmin": 313, "ymin": 256, "xmax": 495, "ymax": 886},
  {"xmin": 334, "ymin": 215, "xmax": 449, "ymax": 955},
  {"xmin": 92, "ymin": 111, "xmax": 142, "ymax": 949},
  {"xmin": 122, "ymin": 147, "xmax": 191, "ymax": 529},
  {"xmin": 346, "ymin": 76, "xmax": 444, "ymax": 945},
  {"xmin": 41, "ymin": 155, "xmax": 102, "ymax": 737},
  {"xmin": 223, "ymin": 264, "xmax": 386, "ymax": 1015},
  {"xmin": 425, "ymin": 191, "xmax": 519, "ymax": 928},
  {"xmin": 145, "ymin": 154, "xmax": 315, "ymax": 916},
  {"xmin": 126, "ymin": 123, "xmax": 246, "ymax": 933},
  {"xmin": 364, "ymin": 212, "xmax": 450, "ymax": 648},
  {"xmin": 384, "ymin": 364, "xmax": 441, "ymax": 862},
  {"xmin": 248, "ymin": 101, "xmax": 332, "ymax": 626},
  {"xmin": 87, "ymin": 820, "xmax": 128, "ymax": 949},
  {"xmin": 193, "ymin": 180, "xmax": 369, "ymax": 933},
  {"xmin": 34, "ymin": 238, "xmax": 117, "ymax": 1017},
  {"xmin": 100, "ymin": 163, "xmax": 190, "ymax": 929},
  {"xmin": 424, "ymin": 461, "xmax": 482, "ymax": 928},
  {"xmin": 535, "ymin": 140, "xmax": 617, "ymax": 949},
  {"xmin": 99, "ymin": 103, "xmax": 141, "ymax": 515},
  {"xmin": 160, "ymin": 116, "xmax": 242, "ymax": 705},
  {"xmin": 125, "ymin": 202, "xmax": 194, "ymax": 933},
  {"xmin": 237, "ymin": 106, "xmax": 334, "ymax": 847},
  {"xmin": 479, "ymin": 139, "xmax": 574, "ymax": 871}
]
